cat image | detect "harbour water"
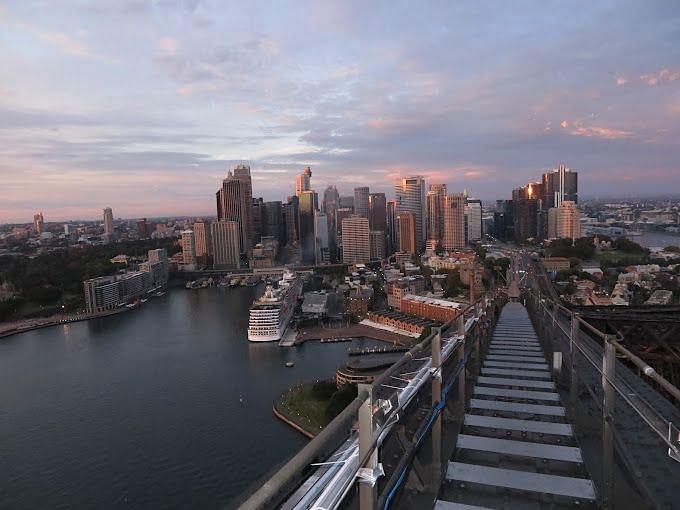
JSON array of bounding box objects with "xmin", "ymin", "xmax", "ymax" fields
[
  {"xmin": 632, "ymin": 231, "xmax": 680, "ymax": 249},
  {"xmin": 0, "ymin": 286, "xmax": 381, "ymax": 509}
]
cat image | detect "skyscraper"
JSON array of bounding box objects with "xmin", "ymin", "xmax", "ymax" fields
[
  {"xmin": 395, "ymin": 176, "xmax": 426, "ymax": 252},
  {"xmin": 443, "ymin": 194, "xmax": 466, "ymax": 250},
  {"xmin": 216, "ymin": 164, "xmax": 253, "ymax": 254},
  {"xmin": 426, "ymin": 184, "xmax": 447, "ymax": 244},
  {"xmin": 252, "ymin": 197, "xmax": 265, "ymax": 245},
  {"xmin": 263, "ymin": 201, "xmax": 285, "ymax": 247},
  {"xmin": 211, "ymin": 221, "xmax": 240, "ymax": 269},
  {"xmin": 298, "ymin": 190, "xmax": 317, "ymax": 264},
  {"xmin": 33, "ymin": 212, "xmax": 44, "ymax": 235},
  {"xmin": 353, "ymin": 187, "xmax": 370, "ymax": 219},
  {"xmin": 103, "ymin": 207, "xmax": 114, "ymax": 235},
  {"xmin": 369, "ymin": 231, "xmax": 386, "ymax": 260},
  {"xmin": 283, "ymin": 200, "xmax": 298, "ymax": 246},
  {"xmin": 386, "ymin": 199, "xmax": 397, "ymax": 256},
  {"xmin": 181, "ymin": 230, "xmax": 196, "ymax": 269},
  {"xmin": 323, "ymin": 185, "xmax": 339, "ymax": 215},
  {"xmin": 193, "ymin": 221, "xmax": 212, "ymax": 258},
  {"xmin": 368, "ymin": 193, "xmax": 387, "ymax": 231},
  {"xmin": 295, "ymin": 166, "xmax": 312, "ymax": 196},
  {"xmin": 397, "ymin": 212, "xmax": 416, "ymax": 254},
  {"xmin": 137, "ymin": 218, "xmax": 148, "ymax": 239},
  {"xmin": 465, "ymin": 197, "xmax": 482, "ymax": 243},
  {"xmin": 542, "ymin": 165, "xmax": 578, "ymax": 209},
  {"xmin": 315, "ymin": 212, "xmax": 330, "ymax": 264},
  {"xmin": 341, "ymin": 215, "xmax": 370, "ymax": 263}
]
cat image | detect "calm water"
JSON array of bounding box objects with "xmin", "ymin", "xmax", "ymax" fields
[
  {"xmin": 632, "ymin": 231, "xmax": 680, "ymax": 249},
  {"xmin": 0, "ymin": 287, "xmax": 378, "ymax": 509}
]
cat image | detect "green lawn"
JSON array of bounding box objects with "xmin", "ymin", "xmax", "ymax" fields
[
  {"xmin": 596, "ymin": 251, "xmax": 648, "ymax": 265},
  {"xmin": 280, "ymin": 384, "xmax": 333, "ymax": 431}
]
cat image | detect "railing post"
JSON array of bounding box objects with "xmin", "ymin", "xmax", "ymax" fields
[
  {"xmin": 358, "ymin": 384, "xmax": 377, "ymax": 510},
  {"xmin": 456, "ymin": 328, "xmax": 466, "ymax": 416},
  {"xmin": 570, "ymin": 313, "xmax": 580, "ymax": 420},
  {"xmin": 431, "ymin": 327, "xmax": 442, "ymax": 490},
  {"xmin": 601, "ymin": 334, "xmax": 616, "ymax": 509}
]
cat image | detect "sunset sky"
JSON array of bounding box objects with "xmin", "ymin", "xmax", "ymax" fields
[{"xmin": 1, "ymin": 1, "xmax": 679, "ymax": 222}]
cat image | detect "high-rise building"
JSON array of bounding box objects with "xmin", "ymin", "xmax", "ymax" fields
[
  {"xmin": 465, "ymin": 198, "xmax": 482, "ymax": 243},
  {"xmin": 397, "ymin": 212, "xmax": 416, "ymax": 254},
  {"xmin": 548, "ymin": 201, "xmax": 581, "ymax": 240},
  {"xmin": 252, "ymin": 197, "xmax": 265, "ymax": 245},
  {"xmin": 370, "ymin": 230, "xmax": 386, "ymax": 260},
  {"xmin": 341, "ymin": 215, "xmax": 370, "ymax": 263},
  {"xmin": 193, "ymin": 221, "xmax": 212, "ymax": 258},
  {"xmin": 368, "ymin": 193, "xmax": 386, "ymax": 231},
  {"xmin": 283, "ymin": 199, "xmax": 298, "ymax": 246},
  {"xmin": 211, "ymin": 221, "xmax": 240, "ymax": 269},
  {"xmin": 33, "ymin": 212, "xmax": 44, "ymax": 235},
  {"xmin": 298, "ymin": 190, "xmax": 317, "ymax": 264},
  {"xmin": 353, "ymin": 187, "xmax": 370, "ymax": 219},
  {"xmin": 542, "ymin": 165, "xmax": 578, "ymax": 209},
  {"xmin": 395, "ymin": 176, "xmax": 426, "ymax": 252},
  {"xmin": 386, "ymin": 199, "xmax": 397, "ymax": 256},
  {"xmin": 181, "ymin": 230, "xmax": 196, "ymax": 270},
  {"xmin": 216, "ymin": 164, "xmax": 253, "ymax": 254},
  {"xmin": 137, "ymin": 218, "xmax": 148, "ymax": 239},
  {"xmin": 426, "ymin": 184, "xmax": 447, "ymax": 244},
  {"xmin": 263, "ymin": 201, "xmax": 285, "ymax": 247},
  {"xmin": 323, "ymin": 185, "xmax": 339, "ymax": 215},
  {"xmin": 513, "ymin": 197, "xmax": 539, "ymax": 243},
  {"xmin": 443, "ymin": 194, "xmax": 466, "ymax": 250},
  {"xmin": 103, "ymin": 207, "xmax": 114, "ymax": 235},
  {"xmin": 315, "ymin": 212, "xmax": 330, "ymax": 264},
  {"xmin": 295, "ymin": 166, "xmax": 312, "ymax": 196},
  {"xmin": 338, "ymin": 195, "xmax": 355, "ymax": 210}
]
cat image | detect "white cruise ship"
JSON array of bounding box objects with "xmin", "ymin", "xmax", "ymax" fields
[{"xmin": 247, "ymin": 271, "xmax": 302, "ymax": 342}]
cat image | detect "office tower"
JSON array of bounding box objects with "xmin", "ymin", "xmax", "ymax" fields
[
  {"xmin": 148, "ymin": 248, "xmax": 167, "ymax": 264},
  {"xmin": 542, "ymin": 164, "xmax": 578, "ymax": 209},
  {"xmin": 282, "ymin": 201, "xmax": 298, "ymax": 246},
  {"xmin": 295, "ymin": 166, "xmax": 312, "ymax": 196},
  {"xmin": 323, "ymin": 185, "xmax": 339, "ymax": 215},
  {"xmin": 216, "ymin": 164, "xmax": 253, "ymax": 254},
  {"xmin": 252, "ymin": 197, "xmax": 265, "ymax": 245},
  {"xmin": 315, "ymin": 212, "xmax": 330, "ymax": 264},
  {"xmin": 397, "ymin": 212, "xmax": 416, "ymax": 254},
  {"xmin": 548, "ymin": 201, "xmax": 581, "ymax": 240},
  {"xmin": 368, "ymin": 193, "xmax": 387, "ymax": 231},
  {"xmin": 181, "ymin": 230, "xmax": 196, "ymax": 269},
  {"xmin": 353, "ymin": 187, "xmax": 370, "ymax": 219},
  {"xmin": 211, "ymin": 221, "xmax": 240, "ymax": 269},
  {"xmin": 103, "ymin": 207, "xmax": 114, "ymax": 235},
  {"xmin": 33, "ymin": 212, "xmax": 44, "ymax": 235},
  {"xmin": 338, "ymin": 195, "xmax": 355, "ymax": 210},
  {"xmin": 263, "ymin": 201, "xmax": 285, "ymax": 247},
  {"xmin": 147, "ymin": 248, "xmax": 169, "ymax": 283},
  {"xmin": 370, "ymin": 231, "xmax": 385, "ymax": 260},
  {"xmin": 426, "ymin": 184, "xmax": 447, "ymax": 243},
  {"xmin": 465, "ymin": 197, "xmax": 482, "ymax": 243},
  {"xmin": 137, "ymin": 218, "xmax": 148, "ymax": 238},
  {"xmin": 298, "ymin": 190, "xmax": 317, "ymax": 264},
  {"xmin": 193, "ymin": 221, "xmax": 212, "ymax": 258},
  {"xmin": 513, "ymin": 197, "xmax": 539, "ymax": 243},
  {"xmin": 443, "ymin": 194, "xmax": 466, "ymax": 250},
  {"xmin": 386, "ymin": 199, "xmax": 397, "ymax": 256},
  {"xmin": 341, "ymin": 215, "xmax": 370, "ymax": 263},
  {"xmin": 394, "ymin": 176, "xmax": 426, "ymax": 252}
]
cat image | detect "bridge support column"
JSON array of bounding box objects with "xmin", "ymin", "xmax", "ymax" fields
[
  {"xmin": 358, "ymin": 384, "xmax": 378, "ymax": 510},
  {"xmin": 601, "ymin": 334, "xmax": 616, "ymax": 509}
]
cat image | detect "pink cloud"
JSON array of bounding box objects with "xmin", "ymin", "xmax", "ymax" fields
[
  {"xmin": 616, "ymin": 75, "xmax": 627, "ymax": 86},
  {"xmin": 640, "ymin": 67, "xmax": 679, "ymax": 86},
  {"xmin": 569, "ymin": 125, "xmax": 633, "ymax": 140}
]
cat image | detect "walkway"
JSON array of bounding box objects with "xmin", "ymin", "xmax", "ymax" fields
[{"xmin": 436, "ymin": 302, "xmax": 597, "ymax": 509}]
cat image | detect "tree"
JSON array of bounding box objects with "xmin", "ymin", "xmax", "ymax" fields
[
  {"xmin": 326, "ymin": 384, "xmax": 358, "ymax": 420},
  {"xmin": 444, "ymin": 269, "xmax": 461, "ymax": 298}
]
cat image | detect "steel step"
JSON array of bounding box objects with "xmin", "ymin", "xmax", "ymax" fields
[
  {"xmin": 477, "ymin": 376, "xmax": 555, "ymax": 389},
  {"xmin": 446, "ymin": 462, "xmax": 596, "ymax": 500},
  {"xmin": 456, "ymin": 434, "xmax": 582, "ymax": 462},
  {"xmin": 488, "ymin": 349, "xmax": 544, "ymax": 357},
  {"xmin": 469, "ymin": 398, "xmax": 565, "ymax": 416},
  {"xmin": 474, "ymin": 386, "xmax": 560, "ymax": 401},
  {"xmin": 434, "ymin": 501, "xmax": 493, "ymax": 510},
  {"xmin": 485, "ymin": 355, "xmax": 548, "ymax": 363},
  {"xmin": 464, "ymin": 414, "xmax": 573, "ymax": 436},
  {"xmin": 484, "ymin": 360, "xmax": 549, "ymax": 370},
  {"xmin": 481, "ymin": 368, "xmax": 551, "ymax": 379},
  {"xmin": 489, "ymin": 344, "xmax": 542, "ymax": 351}
]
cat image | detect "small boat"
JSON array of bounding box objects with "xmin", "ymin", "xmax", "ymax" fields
[{"xmin": 285, "ymin": 361, "xmax": 295, "ymax": 368}]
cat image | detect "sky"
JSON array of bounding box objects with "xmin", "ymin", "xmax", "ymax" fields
[{"xmin": 1, "ymin": 1, "xmax": 679, "ymax": 222}]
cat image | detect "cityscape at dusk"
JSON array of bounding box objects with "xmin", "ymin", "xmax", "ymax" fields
[{"xmin": 1, "ymin": 2, "xmax": 679, "ymax": 510}]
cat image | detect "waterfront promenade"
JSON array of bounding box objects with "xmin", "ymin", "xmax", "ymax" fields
[{"xmin": 296, "ymin": 323, "xmax": 415, "ymax": 346}]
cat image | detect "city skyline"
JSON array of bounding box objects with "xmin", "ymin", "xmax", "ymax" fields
[{"xmin": 1, "ymin": 2, "xmax": 679, "ymax": 222}]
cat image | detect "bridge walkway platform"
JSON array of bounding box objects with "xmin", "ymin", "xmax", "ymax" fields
[{"xmin": 435, "ymin": 302, "xmax": 597, "ymax": 509}]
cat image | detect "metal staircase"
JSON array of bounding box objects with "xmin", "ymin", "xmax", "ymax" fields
[{"xmin": 435, "ymin": 303, "xmax": 597, "ymax": 509}]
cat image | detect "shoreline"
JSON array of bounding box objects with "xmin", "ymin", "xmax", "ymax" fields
[{"xmin": 273, "ymin": 381, "xmax": 332, "ymax": 439}]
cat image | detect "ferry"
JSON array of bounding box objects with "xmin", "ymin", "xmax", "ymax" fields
[{"xmin": 247, "ymin": 270, "xmax": 302, "ymax": 342}]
